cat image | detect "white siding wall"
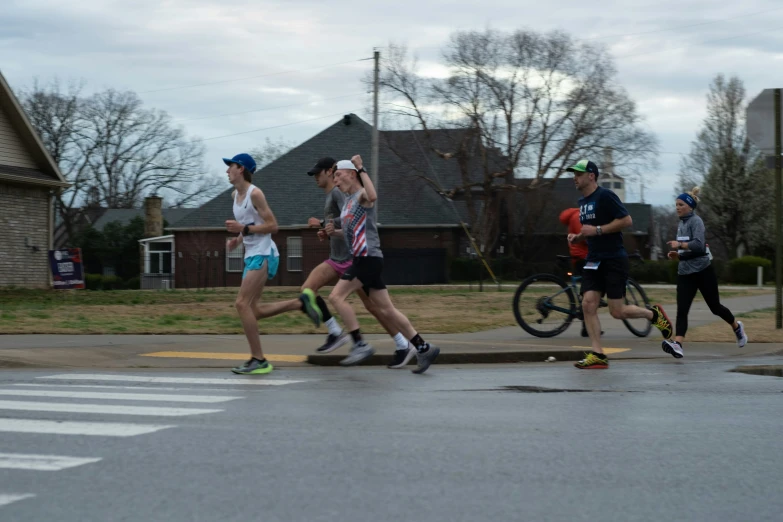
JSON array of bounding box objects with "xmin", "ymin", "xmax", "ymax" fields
[{"xmin": 0, "ymin": 105, "xmax": 37, "ymax": 169}]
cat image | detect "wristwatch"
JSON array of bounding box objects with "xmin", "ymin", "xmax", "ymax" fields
[
  {"xmin": 357, "ymin": 167, "xmax": 366, "ymax": 174},
  {"xmin": 243, "ymin": 224, "xmax": 252, "ymax": 236},
  {"xmin": 596, "ymin": 226, "xmax": 602, "ymax": 236}
]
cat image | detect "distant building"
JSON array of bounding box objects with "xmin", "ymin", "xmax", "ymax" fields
[{"xmin": 598, "ymin": 148, "xmax": 626, "ymax": 202}]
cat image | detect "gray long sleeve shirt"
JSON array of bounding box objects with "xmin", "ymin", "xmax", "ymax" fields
[{"xmin": 676, "ymin": 213, "xmax": 710, "ymax": 275}]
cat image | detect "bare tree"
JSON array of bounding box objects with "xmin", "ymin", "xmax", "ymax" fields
[
  {"xmin": 651, "ymin": 204, "xmax": 678, "ymax": 259},
  {"xmin": 677, "ymin": 75, "xmax": 768, "ymax": 258},
  {"xmin": 375, "ymin": 30, "xmax": 658, "ymax": 256},
  {"xmin": 20, "ymin": 79, "xmax": 90, "ymax": 241},
  {"xmin": 80, "ymin": 89, "xmax": 214, "ymax": 208},
  {"xmin": 19, "ymin": 80, "xmax": 220, "ymax": 231},
  {"xmin": 249, "ymin": 137, "xmax": 295, "ymax": 170}
]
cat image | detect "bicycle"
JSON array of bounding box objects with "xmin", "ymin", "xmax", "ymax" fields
[{"xmin": 512, "ymin": 252, "xmax": 652, "ymax": 338}]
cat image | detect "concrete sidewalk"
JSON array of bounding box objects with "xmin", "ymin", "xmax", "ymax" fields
[{"xmin": 0, "ymin": 294, "xmax": 780, "ymax": 370}]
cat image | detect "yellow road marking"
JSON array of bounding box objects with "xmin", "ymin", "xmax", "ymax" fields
[
  {"xmin": 140, "ymin": 352, "xmax": 307, "ymax": 363},
  {"xmin": 571, "ymin": 347, "xmax": 631, "ymax": 354}
]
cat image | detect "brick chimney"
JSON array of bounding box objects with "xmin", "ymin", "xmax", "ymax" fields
[{"xmin": 144, "ymin": 195, "xmax": 163, "ymax": 238}]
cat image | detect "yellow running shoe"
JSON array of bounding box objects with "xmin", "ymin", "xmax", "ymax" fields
[
  {"xmin": 650, "ymin": 304, "xmax": 673, "ymax": 339},
  {"xmin": 574, "ymin": 352, "xmax": 609, "ymax": 369}
]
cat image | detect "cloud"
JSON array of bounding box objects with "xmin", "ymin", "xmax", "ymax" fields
[{"xmin": 1, "ymin": 0, "xmax": 782, "ymax": 206}]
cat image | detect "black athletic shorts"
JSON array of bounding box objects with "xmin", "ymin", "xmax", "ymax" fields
[
  {"xmin": 579, "ymin": 256, "xmax": 629, "ymax": 300},
  {"xmin": 341, "ymin": 256, "xmax": 386, "ymax": 295}
]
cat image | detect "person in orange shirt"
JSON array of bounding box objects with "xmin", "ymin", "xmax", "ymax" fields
[
  {"xmin": 559, "ymin": 208, "xmax": 588, "ymax": 270},
  {"xmin": 559, "ymin": 208, "xmax": 599, "ymax": 338}
]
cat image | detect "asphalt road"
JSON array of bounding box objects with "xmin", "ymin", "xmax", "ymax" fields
[{"xmin": 0, "ymin": 358, "xmax": 781, "ymax": 522}]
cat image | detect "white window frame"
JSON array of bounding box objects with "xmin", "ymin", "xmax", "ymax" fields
[
  {"xmin": 143, "ymin": 238, "xmax": 174, "ymax": 275},
  {"xmin": 287, "ymin": 236, "xmax": 303, "ymax": 272},
  {"xmin": 226, "ymin": 238, "xmax": 245, "ymax": 272}
]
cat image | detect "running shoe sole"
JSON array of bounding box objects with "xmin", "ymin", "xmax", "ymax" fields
[
  {"xmin": 339, "ymin": 345, "xmax": 375, "ymax": 366},
  {"xmin": 316, "ymin": 334, "xmax": 350, "ymax": 354},
  {"xmin": 231, "ymin": 364, "xmax": 274, "ymax": 375},
  {"xmin": 412, "ymin": 346, "xmax": 440, "ymax": 374},
  {"xmin": 661, "ymin": 341, "xmax": 684, "ymax": 359},
  {"xmin": 388, "ymin": 347, "xmax": 417, "ymax": 369},
  {"xmin": 299, "ymin": 289, "xmax": 322, "ymax": 328}
]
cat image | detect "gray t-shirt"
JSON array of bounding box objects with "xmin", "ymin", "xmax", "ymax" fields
[
  {"xmin": 325, "ymin": 187, "xmax": 351, "ymax": 263},
  {"xmin": 676, "ymin": 213, "xmax": 711, "ymax": 275}
]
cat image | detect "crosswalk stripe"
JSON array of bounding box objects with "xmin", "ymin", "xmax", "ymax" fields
[
  {"xmin": 14, "ymin": 384, "xmax": 249, "ymax": 392},
  {"xmin": 0, "ymin": 453, "xmax": 101, "ymax": 471},
  {"xmin": 14, "ymin": 382, "xmax": 254, "ymax": 393},
  {"xmin": 0, "ymin": 389, "xmax": 242, "ymax": 403},
  {"xmin": 39, "ymin": 374, "xmax": 304, "ymax": 386},
  {"xmin": 0, "ymin": 419, "xmax": 173, "ymax": 437},
  {"xmin": 0, "ymin": 400, "xmax": 222, "ymax": 417},
  {"xmin": 0, "ymin": 494, "xmax": 35, "ymax": 507}
]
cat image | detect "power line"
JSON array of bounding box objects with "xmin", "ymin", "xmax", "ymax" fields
[
  {"xmin": 194, "ymin": 109, "xmax": 362, "ymax": 142},
  {"xmin": 581, "ymin": 6, "xmax": 783, "ymax": 41},
  {"xmin": 176, "ymin": 92, "xmax": 367, "ymax": 122},
  {"xmin": 138, "ymin": 57, "xmax": 372, "ymax": 94}
]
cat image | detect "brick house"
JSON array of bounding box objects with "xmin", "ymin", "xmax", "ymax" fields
[
  {"xmin": 0, "ymin": 70, "xmax": 70, "ymax": 288},
  {"xmin": 156, "ymin": 114, "xmax": 471, "ymax": 289},
  {"xmin": 510, "ymin": 177, "xmax": 653, "ymax": 276}
]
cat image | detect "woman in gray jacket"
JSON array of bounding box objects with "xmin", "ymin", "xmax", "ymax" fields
[{"xmin": 662, "ymin": 187, "xmax": 748, "ymax": 358}]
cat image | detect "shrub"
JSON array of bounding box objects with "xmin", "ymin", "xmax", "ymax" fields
[{"xmin": 727, "ymin": 256, "xmax": 772, "ymax": 284}]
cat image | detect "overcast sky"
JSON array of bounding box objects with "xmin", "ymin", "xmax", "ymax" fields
[{"xmin": 2, "ymin": 0, "xmax": 781, "ymax": 207}]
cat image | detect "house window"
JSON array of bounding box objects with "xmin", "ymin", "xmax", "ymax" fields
[
  {"xmin": 226, "ymin": 238, "xmax": 244, "ymax": 272},
  {"xmin": 614, "ymin": 182, "xmax": 622, "ymax": 189},
  {"xmin": 147, "ymin": 242, "xmax": 172, "ymax": 274},
  {"xmin": 602, "ymin": 182, "xmax": 612, "ymax": 188},
  {"xmin": 287, "ymin": 237, "xmax": 302, "ymax": 272}
]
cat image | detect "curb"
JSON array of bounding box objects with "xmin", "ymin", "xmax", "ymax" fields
[
  {"xmin": 730, "ymin": 365, "xmax": 783, "ymax": 378},
  {"xmin": 307, "ymin": 350, "xmax": 587, "ymax": 366}
]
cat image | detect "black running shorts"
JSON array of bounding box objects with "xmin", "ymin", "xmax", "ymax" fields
[
  {"xmin": 341, "ymin": 256, "xmax": 386, "ymax": 295},
  {"xmin": 579, "ymin": 256, "xmax": 629, "ymax": 300}
]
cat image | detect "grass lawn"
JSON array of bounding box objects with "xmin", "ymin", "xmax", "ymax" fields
[
  {"xmin": 687, "ymin": 307, "xmax": 783, "ymax": 343},
  {"xmin": 0, "ymin": 286, "xmax": 773, "ymax": 336}
]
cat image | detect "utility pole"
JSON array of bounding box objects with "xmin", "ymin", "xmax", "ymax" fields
[
  {"xmin": 746, "ymin": 87, "xmax": 783, "ymax": 328},
  {"xmin": 775, "ymin": 88, "xmax": 782, "ymax": 328},
  {"xmin": 372, "ymin": 49, "xmax": 380, "ymax": 220}
]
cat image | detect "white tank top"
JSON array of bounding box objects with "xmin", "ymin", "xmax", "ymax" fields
[{"xmin": 232, "ymin": 185, "xmax": 277, "ymax": 259}]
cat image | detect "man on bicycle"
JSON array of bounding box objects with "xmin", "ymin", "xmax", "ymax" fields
[{"xmin": 566, "ymin": 159, "xmax": 673, "ymax": 369}]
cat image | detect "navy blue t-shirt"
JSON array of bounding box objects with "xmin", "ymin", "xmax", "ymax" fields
[{"xmin": 578, "ymin": 186, "xmax": 629, "ymax": 261}]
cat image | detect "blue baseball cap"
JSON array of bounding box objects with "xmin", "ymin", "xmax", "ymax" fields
[{"xmin": 222, "ymin": 153, "xmax": 256, "ymax": 174}]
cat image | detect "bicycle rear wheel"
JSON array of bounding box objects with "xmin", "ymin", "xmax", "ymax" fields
[
  {"xmin": 513, "ymin": 274, "xmax": 577, "ymax": 338},
  {"xmin": 622, "ymin": 278, "xmax": 652, "ymax": 337}
]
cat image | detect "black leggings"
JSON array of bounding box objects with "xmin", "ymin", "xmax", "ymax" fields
[{"xmin": 676, "ymin": 264, "xmax": 735, "ymax": 338}]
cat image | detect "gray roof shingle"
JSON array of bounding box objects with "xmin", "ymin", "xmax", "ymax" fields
[{"xmin": 170, "ymin": 114, "xmax": 478, "ymax": 229}]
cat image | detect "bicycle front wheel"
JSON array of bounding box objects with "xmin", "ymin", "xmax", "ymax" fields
[
  {"xmin": 513, "ymin": 274, "xmax": 577, "ymax": 338},
  {"xmin": 622, "ymin": 278, "xmax": 652, "ymax": 337}
]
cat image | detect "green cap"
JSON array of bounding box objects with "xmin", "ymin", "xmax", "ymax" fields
[{"xmin": 566, "ymin": 159, "xmax": 599, "ymax": 177}]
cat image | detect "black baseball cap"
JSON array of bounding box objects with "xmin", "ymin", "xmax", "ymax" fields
[
  {"xmin": 566, "ymin": 159, "xmax": 600, "ymax": 178},
  {"xmin": 307, "ymin": 157, "xmax": 336, "ymax": 176}
]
